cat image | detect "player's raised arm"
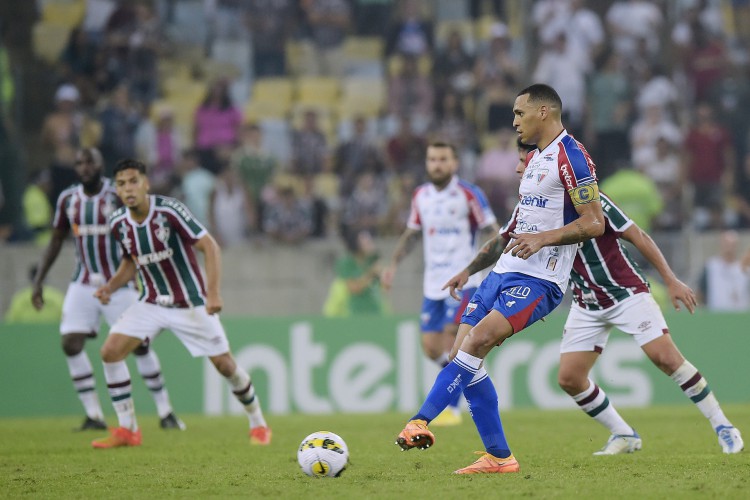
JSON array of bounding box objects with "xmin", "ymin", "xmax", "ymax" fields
[
  {"xmin": 621, "ymin": 223, "xmax": 696, "ymax": 313},
  {"xmin": 381, "ymin": 227, "xmax": 420, "ymax": 290},
  {"xmin": 194, "ymin": 233, "xmax": 223, "ymax": 314}
]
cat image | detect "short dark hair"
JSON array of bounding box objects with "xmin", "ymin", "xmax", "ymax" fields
[
  {"xmin": 113, "ymin": 158, "xmax": 147, "ymax": 176},
  {"xmin": 516, "ymin": 138, "xmax": 536, "ymax": 153},
  {"xmin": 517, "ymin": 83, "xmax": 563, "ymax": 111},
  {"xmin": 427, "ymin": 141, "xmax": 457, "ymax": 157}
]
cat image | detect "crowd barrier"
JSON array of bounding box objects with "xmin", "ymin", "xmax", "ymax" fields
[{"xmin": 1, "ymin": 311, "xmax": 746, "ymax": 417}]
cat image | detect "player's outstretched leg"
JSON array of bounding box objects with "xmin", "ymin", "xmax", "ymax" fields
[
  {"xmin": 395, "ymin": 350, "xmax": 481, "ymax": 450},
  {"xmin": 454, "ymin": 368, "xmax": 519, "ymax": 474},
  {"xmin": 430, "ymin": 353, "xmax": 463, "ymax": 427},
  {"xmin": 133, "ymin": 343, "xmax": 185, "ymax": 430},
  {"xmin": 62, "ymin": 335, "xmax": 107, "ymax": 431},
  {"xmin": 669, "ymin": 360, "xmax": 743, "ymax": 453},
  {"xmin": 92, "ymin": 360, "xmax": 141, "ymax": 448},
  {"xmin": 211, "ymin": 353, "xmax": 271, "ymax": 445}
]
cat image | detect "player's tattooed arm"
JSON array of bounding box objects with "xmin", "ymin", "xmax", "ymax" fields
[{"xmin": 467, "ymin": 235, "xmax": 507, "ymax": 275}]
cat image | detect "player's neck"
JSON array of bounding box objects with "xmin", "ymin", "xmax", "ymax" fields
[
  {"xmin": 535, "ymin": 125, "xmax": 565, "ymax": 152},
  {"xmin": 128, "ymin": 196, "xmax": 151, "ymax": 223}
]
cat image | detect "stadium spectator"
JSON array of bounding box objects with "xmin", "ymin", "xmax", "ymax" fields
[
  {"xmin": 208, "ymin": 164, "xmax": 254, "ymax": 248},
  {"xmin": 98, "ymin": 84, "xmax": 140, "ymax": 173},
  {"xmin": 387, "ymin": 55, "xmax": 435, "ymax": 131},
  {"xmin": 683, "ymin": 21, "xmax": 728, "ymax": 102},
  {"xmin": 334, "ymin": 229, "xmax": 386, "ymax": 315},
  {"xmin": 134, "ymin": 104, "xmax": 183, "ymax": 195},
  {"xmin": 41, "ymin": 84, "xmax": 102, "ymax": 205},
  {"xmin": 127, "ymin": 2, "xmax": 162, "ymax": 105},
  {"xmin": 247, "ymin": 0, "xmax": 294, "ymax": 77},
  {"xmin": 539, "ymin": 0, "xmax": 604, "ymax": 75},
  {"xmin": 386, "ymin": 115, "xmax": 427, "ymax": 179},
  {"xmin": 335, "ymin": 116, "xmax": 384, "ymax": 194},
  {"xmin": 22, "ymin": 169, "xmax": 53, "ymax": 247},
  {"xmin": 352, "ymin": 0, "xmax": 394, "ymax": 37},
  {"xmin": 290, "ymin": 109, "xmax": 328, "ymax": 175},
  {"xmin": 428, "ymin": 90, "xmax": 476, "ymax": 171},
  {"xmin": 684, "ymin": 102, "xmax": 735, "ymax": 229},
  {"xmin": 231, "ymin": 123, "xmax": 278, "ymax": 228},
  {"xmin": 587, "ymin": 50, "xmax": 632, "ymax": 180},
  {"xmin": 699, "ymin": 230, "xmax": 750, "ymax": 311},
  {"xmin": 179, "ymin": 149, "xmax": 216, "ymax": 226},
  {"xmin": 600, "ymin": 164, "xmax": 663, "ymax": 233},
  {"xmin": 629, "ymin": 104, "xmax": 682, "ymax": 172},
  {"xmin": 432, "ymin": 29, "xmax": 475, "ymax": 96},
  {"xmin": 340, "ymin": 170, "xmax": 389, "ymax": 236},
  {"xmin": 384, "ymin": 0, "xmax": 434, "ymax": 58},
  {"xmin": 606, "ymin": 0, "xmax": 663, "ymax": 59},
  {"xmin": 300, "ymin": 0, "xmax": 352, "ymax": 77},
  {"xmin": 193, "ymin": 79, "xmax": 243, "ymax": 173},
  {"xmin": 262, "ymin": 183, "xmax": 314, "ymax": 245},
  {"xmin": 475, "ymin": 128, "xmax": 522, "ymax": 219}
]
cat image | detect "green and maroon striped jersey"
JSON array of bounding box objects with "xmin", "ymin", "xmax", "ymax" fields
[
  {"xmin": 570, "ymin": 193, "xmax": 651, "ymax": 310},
  {"xmin": 110, "ymin": 195, "xmax": 208, "ymax": 307},
  {"xmin": 53, "ymin": 179, "xmax": 121, "ymax": 285}
]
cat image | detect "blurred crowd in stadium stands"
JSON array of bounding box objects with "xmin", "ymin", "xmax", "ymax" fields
[{"xmin": 1, "ymin": 0, "xmax": 750, "ymax": 248}]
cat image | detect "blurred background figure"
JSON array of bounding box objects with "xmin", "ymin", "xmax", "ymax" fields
[
  {"xmin": 5, "ymin": 265, "xmax": 63, "ymax": 324},
  {"xmin": 333, "ymin": 229, "xmax": 386, "ymax": 316},
  {"xmin": 699, "ymin": 230, "xmax": 750, "ymax": 311}
]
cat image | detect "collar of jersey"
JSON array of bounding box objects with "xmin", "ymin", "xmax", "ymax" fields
[{"xmin": 536, "ymin": 129, "xmax": 568, "ymax": 157}]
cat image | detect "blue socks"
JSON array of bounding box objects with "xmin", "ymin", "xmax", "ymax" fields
[
  {"xmin": 412, "ymin": 350, "xmax": 481, "ymax": 422},
  {"xmin": 464, "ymin": 369, "xmax": 511, "ymax": 458}
]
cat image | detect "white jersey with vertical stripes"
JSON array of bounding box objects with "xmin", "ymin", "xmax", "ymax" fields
[
  {"xmin": 408, "ymin": 176, "xmax": 497, "ymax": 299},
  {"xmin": 493, "ymin": 130, "xmax": 599, "ymax": 292},
  {"xmin": 109, "ymin": 195, "xmax": 208, "ymax": 307},
  {"xmin": 52, "ymin": 179, "xmax": 121, "ymax": 286}
]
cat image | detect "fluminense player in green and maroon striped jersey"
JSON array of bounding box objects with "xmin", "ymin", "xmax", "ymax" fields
[{"xmin": 90, "ymin": 158, "xmax": 271, "ymax": 449}]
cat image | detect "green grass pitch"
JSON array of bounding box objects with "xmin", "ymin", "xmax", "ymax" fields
[{"xmin": 2, "ymin": 405, "xmax": 749, "ymax": 499}]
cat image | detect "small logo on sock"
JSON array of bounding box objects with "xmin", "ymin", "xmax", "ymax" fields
[{"xmin": 448, "ymin": 374, "xmax": 462, "ymax": 393}]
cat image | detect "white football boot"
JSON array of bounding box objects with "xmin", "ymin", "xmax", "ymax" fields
[
  {"xmin": 716, "ymin": 426, "xmax": 744, "ymax": 454},
  {"xmin": 593, "ymin": 431, "xmax": 642, "ymax": 455}
]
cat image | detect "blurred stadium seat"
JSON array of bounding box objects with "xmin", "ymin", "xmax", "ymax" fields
[
  {"xmin": 337, "ymin": 77, "xmax": 385, "ymax": 119},
  {"xmin": 41, "ymin": 0, "xmax": 86, "ymax": 29},
  {"xmin": 295, "ymin": 77, "xmax": 340, "ymax": 107},
  {"xmin": 32, "ymin": 23, "xmax": 71, "ymax": 63}
]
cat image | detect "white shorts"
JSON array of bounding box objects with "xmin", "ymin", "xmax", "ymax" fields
[
  {"xmin": 110, "ymin": 301, "xmax": 231, "ymax": 357},
  {"xmin": 560, "ymin": 293, "xmax": 669, "ymax": 354},
  {"xmin": 60, "ymin": 283, "xmax": 137, "ymax": 335}
]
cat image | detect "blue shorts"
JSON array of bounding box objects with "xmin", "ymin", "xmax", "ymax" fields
[
  {"xmin": 461, "ymin": 272, "xmax": 563, "ymax": 334},
  {"xmin": 420, "ymin": 288, "xmax": 476, "ymax": 333}
]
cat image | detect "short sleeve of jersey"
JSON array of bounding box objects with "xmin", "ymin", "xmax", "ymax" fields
[
  {"xmin": 160, "ymin": 198, "xmax": 207, "ymax": 244},
  {"xmin": 406, "ymin": 187, "xmax": 423, "ymax": 230},
  {"xmin": 110, "ymin": 217, "xmax": 132, "ymax": 257},
  {"xmin": 52, "ymin": 191, "xmax": 71, "ymax": 231},
  {"xmin": 463, "ymin": 182, "xmax": 497, "ymax": 229},
  {"xmin": 600, "ymin": 193, "xmax": 633, "ymax": 234},
  {"xmin": 499, "ymin": 204, "xmax": 519, "ymax": 241},
  {"xmin": 557, "ymin": 136, "xmax": 600, "ymax": 206}
]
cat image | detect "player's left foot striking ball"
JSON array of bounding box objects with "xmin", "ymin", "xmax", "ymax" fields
[
  {"xmin": 249, "ymin": 426, "xmax": 272, "ymax": 445},
  {"xmin": 716, "ymin": 426, "xmax": 744, "ymax": 454},
  {"xmin": 159, "ymin": 412, "xmax": 186, "ymax": 430},
  {"xmin": 396, "ymin": 419, "xmax": 435, "ymax": 450},
  {"xmin": 76, "ymin": 416, "xmax": 107, "ymax": 431},
  {"xmin": 454, "ymin": 452, "xmax": 520, "ymax": 474},
  {"xmin": 91, "ymin": 427, "xmax": 142, "ymax": 449},
  {"xmin": 593, "ymin": 432, "xmax": 642, "ymax": 455},
  {"xmin": 430, "ymin": 408, "xmax": 462, "ymax": 427}
]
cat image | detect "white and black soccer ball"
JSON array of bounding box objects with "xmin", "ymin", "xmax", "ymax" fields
[{"xmin": 297, "ymin": 431, "xmax": 349, "ymax": 478}]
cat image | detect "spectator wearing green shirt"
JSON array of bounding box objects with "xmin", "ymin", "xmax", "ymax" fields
[
  {"xmin": 5, "ymin": 266, "xmax": 63, "ymax": 323},
  {"xmin": 334, "ymin": 230, "xmax": 386, "ymax": 315},
  {"xmin": 599, "ymin": 166, "xmax": 663, "ymax": 233},
  {"xmin": 232, "ymin": 124, "xmax": 277, "ymax": 229},
  {"xmin": 23, "ymin": 170, "xmax": 53, "ymax": 246}
]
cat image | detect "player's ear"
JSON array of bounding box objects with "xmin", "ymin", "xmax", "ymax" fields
[{"xmin": 538, "ymin": 104, "xmax": 548, "ymax": 120}]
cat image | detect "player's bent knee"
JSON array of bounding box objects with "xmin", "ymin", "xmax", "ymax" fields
[
  {"xmin": 61, "ymin": 334, "xmax": 86, "ymax": 356},
  {"xmin": 557, "ymin": 371, "xmax": 587, "ymax": 395}
]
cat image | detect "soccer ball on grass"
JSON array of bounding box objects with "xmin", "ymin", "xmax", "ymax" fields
[{"xmin": 297, "ymin": 431, "xmax": 349, "ymax": 478}]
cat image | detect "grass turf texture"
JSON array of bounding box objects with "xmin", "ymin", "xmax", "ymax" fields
[{"xmin": 2, "ymin": 405, "xmax": 749, "ymax": 499}]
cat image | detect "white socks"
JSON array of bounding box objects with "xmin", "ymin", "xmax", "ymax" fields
[
  {"xmin": 227, "ymin": 367, "xmax": 266, "ymax": 429},
  {"xmin": 103, "ymin": 361, "xmax": 137, "ymax": 431},
  {"xmin": 573, "ymin": 379, "xmax": 632, "ymax": 436},
  {"xmin": 66, "ymin": 351, "xmax": 104, "ymax": 421},
  {"xmin": 135, "ymin": 350, "xmax": 173, "ymax": 419},
  {"xmin": 670, "ymin": 360, "xmax": 731, "ymax": 430}
]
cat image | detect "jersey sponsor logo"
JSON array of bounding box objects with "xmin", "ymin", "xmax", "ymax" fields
[
  {"xmin": 519, "ymin": 194, "xmax": 549, "ymax": 208},
  {"xmin": 153, "ymin": 213, "xmax": 171, "ymax": 243},
  {"xmin": 560, "ymin": 163, "xmax": 575, "ymax": 190},
  {"xmin": 505, "ymin": 300, "xmax": 516, "ymax": 307},
  {"xmin": 73, "ymin": 224, "xmax": 110, "ymax": 236},
  {"xmin": 569, "ymin": 183, "xmax": 599, "ymax": 206},
  {"xmin": 515, "ymin": 219, "xmax": 539, "ymax": 233},
  {"xmin": 502, "ymin": 286, "xmax": 531, "ymax": 299},
  {"xmin": 428, "ymin": 226, "xmax": 461, "ymax": 236},
  {"xmin": 137, "ymin": 248, "xmax": 174, "ymax": 265}
]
